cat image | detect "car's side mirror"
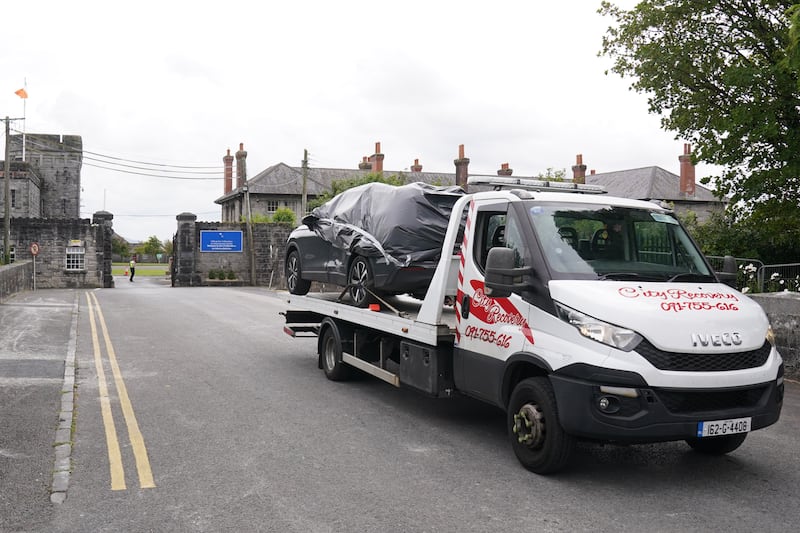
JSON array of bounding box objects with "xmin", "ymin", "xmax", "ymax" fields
[
  {"xmin": 485, "ymin": 247, "xmax": 532, "ymax": 298},
  {"xmin": 716, "ymin": 255, "xmax": 738, "ymax": 289}
]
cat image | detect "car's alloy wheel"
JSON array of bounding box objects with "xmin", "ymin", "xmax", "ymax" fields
[
  {"xmin": 347, "ymin": 256, "xmax": 376, "ymax": 308},
  {"xmin": 286, "ymin": 250, "xmax": 311, "ymax": 295}
]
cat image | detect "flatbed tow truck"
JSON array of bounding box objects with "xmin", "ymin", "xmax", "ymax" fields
[{"xmin": 284, "ymin": 176, "xmax": 784, "ymax": 473}]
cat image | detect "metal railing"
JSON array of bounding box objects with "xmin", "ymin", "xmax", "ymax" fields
[{"xmin": 707, "ymin": 256, "xmax": 800, "ymax": 293}]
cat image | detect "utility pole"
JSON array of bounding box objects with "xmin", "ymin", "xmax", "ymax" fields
[
  {"xmin": 301, "ymin": 149, "xmax": 308, "ymax": 218},
  {"xmin": 3, "ymin": 117, "xmax": 13, "ymax": 265}
]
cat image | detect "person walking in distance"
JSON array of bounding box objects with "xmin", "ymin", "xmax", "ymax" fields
[{"xmin": 129, "ymin": 256, "xmax": 136, "ymax": 282}]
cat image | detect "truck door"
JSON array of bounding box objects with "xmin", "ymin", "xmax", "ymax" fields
[{"xmin": 454, "ymin": 200, "xmax": 535, "ymax": 405}]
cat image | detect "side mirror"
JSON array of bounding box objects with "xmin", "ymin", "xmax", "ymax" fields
[
  {"xmin": 485, "ymin": 247, "xmax": 532, "ymax": 298},
  {"xmin": 716, "ymin": 255, "xmax": 737, "ymax": 288}
]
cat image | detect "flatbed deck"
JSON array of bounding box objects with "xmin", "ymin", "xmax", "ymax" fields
[{"xmin": 285, "ymin": 292, "xmax": 457, "ymax": 345}]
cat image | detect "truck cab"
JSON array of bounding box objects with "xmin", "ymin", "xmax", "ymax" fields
[{"xmin": 452, "ymin": 178, "xmax": 783, "ymax": 471}]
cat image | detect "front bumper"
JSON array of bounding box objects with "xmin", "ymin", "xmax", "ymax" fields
[{"xmin": 549, "ymin": 363, "xmax": 784, "ymax": 443}]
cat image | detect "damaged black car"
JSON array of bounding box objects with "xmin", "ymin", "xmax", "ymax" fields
[{"xmin": 285, "ymin": 181, "xmax": 464, "ymax": 307}]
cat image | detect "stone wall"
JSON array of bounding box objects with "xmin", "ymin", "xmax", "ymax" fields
[
  {"xmin": 750, "ymin": 293, "xmax": 800, "ymax": 379},
  {"xmin": 172, "ymin": 213, "xmax": 292, "ymax": 288},
  {"xmin": 0, "ymin": 261, "xmax": 33, "ymax": 302},
  {"xmin": 9, "ymin": 212, "xmax": 114, "ymax": 289}
]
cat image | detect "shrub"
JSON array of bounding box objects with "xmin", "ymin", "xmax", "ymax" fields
[
  {"xmin": 226, "ymin": 270, "xmax": 236, "ymax": 280},
  {"xmin": 208, "ymin": 269, "xmax": 218, "ymax": 279},
  {"xmin": 271, "ymin": 207, "xmax": 296, "ymax": 225}
]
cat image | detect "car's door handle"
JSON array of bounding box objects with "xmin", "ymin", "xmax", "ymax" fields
[{"xmin": 461, "ymin": 295, "xmax": 470, "ymax": 319}]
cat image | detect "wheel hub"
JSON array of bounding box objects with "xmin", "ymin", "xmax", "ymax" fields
[{"xmin": 513, "ymin": 403, "xmax": 545, "ymax": 448}]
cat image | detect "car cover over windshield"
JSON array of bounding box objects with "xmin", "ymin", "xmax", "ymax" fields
[{"xmin": 302, "ymin": 182, "xmax": 465, "ymax": 267}]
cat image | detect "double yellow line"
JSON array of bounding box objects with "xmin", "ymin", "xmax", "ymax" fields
[{"xmin": 86, "ymin": 292, "xmax": 155, "ymax": 491}]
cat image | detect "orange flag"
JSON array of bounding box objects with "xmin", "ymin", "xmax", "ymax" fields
[{"xmin": 15, "ymin": 88, "xmax": 28, "ymax": 99}]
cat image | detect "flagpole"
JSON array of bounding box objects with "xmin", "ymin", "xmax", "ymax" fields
[{"xmin": 22, "ymin": 78, "xmax": 26, "ymax": 161}]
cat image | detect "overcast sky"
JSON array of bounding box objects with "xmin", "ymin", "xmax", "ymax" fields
[{"xmin": 1, "ymin": 0, "xmax": 710, "ymax": 243}]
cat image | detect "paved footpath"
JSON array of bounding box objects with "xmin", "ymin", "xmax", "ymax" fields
[{"xmin": 0, "ymin": 289, "xmax": 80, "ymax": 532}]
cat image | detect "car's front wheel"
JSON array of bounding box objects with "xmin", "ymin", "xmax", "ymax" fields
[
  {"xmin": 286, "ymin": 250, "xmax": 311, "ymax": 295},
  {"xmin": 347, "ymin": 256, "xmax": 376, "ymax": 308}
]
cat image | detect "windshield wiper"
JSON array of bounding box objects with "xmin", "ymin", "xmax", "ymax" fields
[{"xmin": 665, "ymin": 272, "xmax": 717, "ymax": 283}]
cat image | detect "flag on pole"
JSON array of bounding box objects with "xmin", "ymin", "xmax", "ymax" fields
[{"xmin": 15, "ymin": 88, "xmax": 28, "ymax": 99}]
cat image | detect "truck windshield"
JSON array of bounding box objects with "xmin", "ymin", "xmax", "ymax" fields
[{"xmin": 526, "ymin": 202, "xmax": 714, "ymax": 281}]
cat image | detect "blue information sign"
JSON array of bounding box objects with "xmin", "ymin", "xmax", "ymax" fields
[{"xmin": 200, "ymin": 231, "xmax": 243, "ymax": 253}]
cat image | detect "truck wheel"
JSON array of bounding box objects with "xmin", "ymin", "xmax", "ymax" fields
[
  {"xmin": 286, "ymin": 250, "xmax": 311, "ymax": 295},
  {"xmin": 685, "ymin": 432, "xmax": 747, "ymax": 455},
  {"xmin": 507, "ymin": 377, "xmax": 574, "ymax": 474},
  {"xmin": 320, "ymin": 325, "xmax": 352, "ymax": 381},
  {"xmin": 347, "ymin": 256, "xmax": 376, "ymax": 308}
]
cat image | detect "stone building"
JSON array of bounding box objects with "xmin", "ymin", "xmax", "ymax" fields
[
  {"xmin": 214, "ymin": 142, "xmax": 725, "ymax": 225},
  {"xmin": 1, "ymin": 133, "xmax": 83, "ymax": 218}
]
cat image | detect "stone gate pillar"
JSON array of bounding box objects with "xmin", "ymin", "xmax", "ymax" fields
[{"xmin": 175, "ymin": 212, "xmax": 200, "ymax": 286}]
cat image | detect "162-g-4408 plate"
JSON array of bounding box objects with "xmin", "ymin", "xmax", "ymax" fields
[{"xmin": 697, "ymin": 417, "xmax": 751, "ymax": 438}]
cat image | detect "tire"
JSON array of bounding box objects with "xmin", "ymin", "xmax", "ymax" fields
[
  {"xmin": 685, "ymin": 432, "xmax": 747, "ymax": 455},
  {"xmin": 286, "ymin": 250, "xmax": 311, "ymax": 295},
  {"xmin": 320, "ymin": 324, "xmax": 352, "ymax": 381},
  {"xmin": 507, "ymin": 377, "xmax": 575, "ymax": 474},
  {"xmin": 347, "ymin": 256, "xmax": 376, "ymax": 308}
]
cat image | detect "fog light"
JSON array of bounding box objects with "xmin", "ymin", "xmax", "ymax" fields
[{"xmin": 597, "ymin": 395, "xmax": 620, "ymax": 414}]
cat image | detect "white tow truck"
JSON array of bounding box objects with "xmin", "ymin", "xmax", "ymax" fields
[{"xmin": 283, "ymin": 176, "xmax": 784, "ymax": 473}]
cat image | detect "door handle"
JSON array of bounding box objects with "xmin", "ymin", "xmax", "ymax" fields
[{"xmin": 461, "ymin": 294, "xmax": 470, "ymax": 319}]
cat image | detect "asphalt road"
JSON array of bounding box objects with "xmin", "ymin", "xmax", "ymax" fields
[{"xmin": 1, "ymin": 278, "xmax": 799, "ymax": 532}]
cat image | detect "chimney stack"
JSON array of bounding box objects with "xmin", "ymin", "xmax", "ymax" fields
[
  {"xmin": 235, "ymin": 142, "xmax": 247, "ymax": 188},
  {"xmin": 223, "ymin": 148, "xmax": 234, "ymax": 194},
  {"xmin": 572, "ymin": 154, "xmax": 587, "ymax": 184},
  {"xmin": 410, "ymin": 158, "xmax": 423, "ymax": 172},
  {"xmin": 358, "ymin": 156, "xmax": 371, "ymax": 170},
  {"xmin": 497, "ymin": 162, "xmax": 513, "ymax": 176},
  {"xmin": 679, "ymin": 143, "xmax": 696, "ymax": 197},
  {"xmin": 454, "ymin": 144, "xmax": 470, "ymax": 191},
  {"xmin": 368, "ymin": 141, "xmax": 384, "ymax": 173}
]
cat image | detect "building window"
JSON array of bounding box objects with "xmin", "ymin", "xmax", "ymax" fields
[
  {"xmin": 267, "ymin": 200, "xmax": 279, "ymax": 213},
  {"xmin": 1, "ymin": 245, "xmax": 15, "ymax": 264},
  {"xmin": 10, "ymin": 190, "xmax": 16, "ymax": 208},
  {"xmin": 66, "ymin": 245, "xmax": 85, "ymax": 270}
]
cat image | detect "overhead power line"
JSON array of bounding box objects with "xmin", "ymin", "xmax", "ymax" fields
[{"xmin": 8, "ymin": 128, "xmax": 225, "ymax": 179}]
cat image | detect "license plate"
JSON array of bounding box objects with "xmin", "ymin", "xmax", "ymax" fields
[{"xmin": 696, "ymin": 417, "xmax": 751, "ymax": 438}]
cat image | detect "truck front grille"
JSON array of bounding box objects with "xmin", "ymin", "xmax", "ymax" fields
[
  {"xmin": 635, "ymin": 340, "xmax": 771, "ymax": 372},
  {"xmin": 656, "ymin": 386, "xmax": 768, "ymax": 414}
]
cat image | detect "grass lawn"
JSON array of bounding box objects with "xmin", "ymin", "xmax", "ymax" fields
[{"xmin": 111, "ymin": 263, "xmax": 170, "ymax": 277}]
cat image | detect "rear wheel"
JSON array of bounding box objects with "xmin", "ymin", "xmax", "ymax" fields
[
  {"xmin": 347, "ymin": 256, "xmax": 376, "ymax": 308},
  {"xmin": 507, "ymin": 377, "xmax": 574, "ymax": 474},
  {"xmin": 685, "ymin": 432, "xmax": 747, "ymax": 455},
  {"xmin": 320, "ymin": 324, "xmax": 352, "ymax": 381},
  {"xmin": 286, "ymin": 250, "xmax": 311, "ymax": 295}
]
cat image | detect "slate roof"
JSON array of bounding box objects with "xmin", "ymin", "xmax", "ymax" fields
[
  {"xmin": 585, "ymin": 166, "xmax": 724, "ymax": 203},
  {"xmin": 214, "ymin": 163, "xmax": 458, "ymax": 204}
]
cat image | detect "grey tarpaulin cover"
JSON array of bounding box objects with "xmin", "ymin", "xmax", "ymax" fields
[{"xmin": 302, "ymin": 182, "xmax": 465, "ymax": 266}]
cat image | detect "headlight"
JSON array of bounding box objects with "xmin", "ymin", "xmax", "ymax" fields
[
  {"xmin": 555, "ymin": 302, "xmax": 642, "ymax": 351},
  {"xmin": 766, "ymin": 325, "xmax": 776, "ymax": 346}
]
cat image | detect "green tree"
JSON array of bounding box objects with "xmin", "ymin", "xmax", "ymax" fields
[
  {"xmin": 535, "ymin": 168, "xmax": 567, "ymax": 181},
  {"xmin": 112, "ymin": 235, "xmax": 130, "ymax": 258},
  {"xmin": 162, "ymin": 238, "xmax": 173, "ymax": 257},
  {"xmin": 308, "ymin": 172, "xmax": 407, "ymax": 210},
  {"xmin": 142, "ymin": 235, "xmax": 163, "ymax": 257},
  {"xmin": 600, "ymin": 1, "xmax": 800, "ymax": 259}
]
